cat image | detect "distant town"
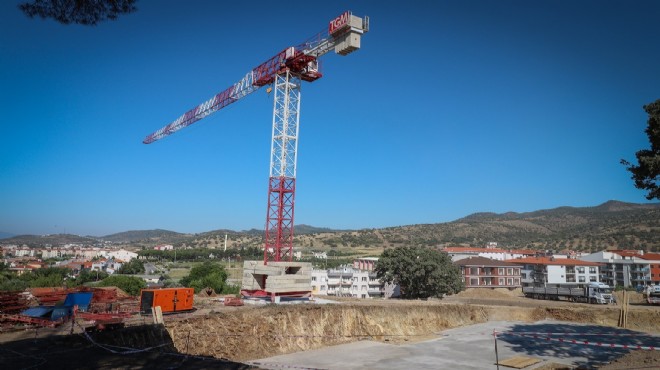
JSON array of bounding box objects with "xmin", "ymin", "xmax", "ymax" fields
[{"xmin": 2, "ymin": 240, "xmax": 658, "ymax": 299}]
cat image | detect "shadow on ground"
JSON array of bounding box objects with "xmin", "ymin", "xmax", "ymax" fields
[
  {"xmin": 0, "ymin": 324, "xmax": 252, "ymax": 369},
  {"xmin": 497, "ymin": 322, "xmax": 659, "ymax": 369}
]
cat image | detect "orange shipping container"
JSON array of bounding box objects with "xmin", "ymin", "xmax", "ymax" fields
[{"xmin": 139, "ymin": 288, "xmax": 194, "ymax": 314}]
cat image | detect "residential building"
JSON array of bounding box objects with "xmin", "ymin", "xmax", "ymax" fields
[
  {"xmin": 107, "ymin": 249, "xmax": 138, "ymax": 262},
  {"xmin": 353, "ymin": 257, "xmax": 378, "ymax": 272},
  {"xmin": 454, "ymin": 256, "xmax": 522, "ymax": 288},
  {"xmin": 154, "ymin": 244, "xmax": 174, "ymax": 251},
  {"xmin": 443, "ymin": 246, "xmax": 537, "ymax": 262},
  {"xmin": 311, "ymin": 258, "xmax": 385, "ymax": 299},
  {"xmin": 313, "ymin": 251, "xmax": 328, "ymax": 259},
  {"xmin": 580, "ymin": 250, "xmax": 660, "ymax": 288},
  {"xmin": 506, "ymin": 256, "xmax": 602, "ymax": 287}
]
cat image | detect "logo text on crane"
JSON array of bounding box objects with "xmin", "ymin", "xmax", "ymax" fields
[{"xmin": 329, "ymin": 11, "xmax": 351, "ymax": 35}]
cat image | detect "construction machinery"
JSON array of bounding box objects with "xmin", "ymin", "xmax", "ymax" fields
[
  {"xmin": 143, "ymin": 11, "xmax": 369, "ymax": 300},
  {"xmin": 139, "ymin": 288, "xmax": 195, "ymax": 314}
]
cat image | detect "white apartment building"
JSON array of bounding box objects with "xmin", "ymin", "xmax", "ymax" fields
[
  {"xmin": 107, "ymin": 249, "xmax": 138, "ymax": 262},
  {"xmin": 580, "ymin": 250, "xmax": 660, "ymax": 288},
  {"xmin": 506, "ymin": 256, "xmax": 602, "ymax": 287},
  {"xmin": 311, "ymin": 266, "xmax": 383, "ymax": 299}
]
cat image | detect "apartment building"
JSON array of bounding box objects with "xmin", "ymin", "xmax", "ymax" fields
[
  {"xmin": 580, "ymin": 250, "xmax": 660, "ymax": 288},
  {"xmin": 506, "ymin": 256, "xmax": 602, "ymax": 287},
  {"xmin": 454, "ymin": 256, "xmax": 522, "ymax": 288},
  {"xmin": 443, "ymin": 246, "xmax": 537, "ymax": 262},
  {"xmin": 311, "ymin": 267, "xmax": 383, "ymax": 299}
]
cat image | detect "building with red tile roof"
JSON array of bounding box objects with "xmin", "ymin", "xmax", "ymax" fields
[
  {"xmin": 442, "ymin": 246, "xmax": 537, "ymax": 262},
  {"xmin": 454, "ymin": 256, "xmax": 522, "ymax": 288}
]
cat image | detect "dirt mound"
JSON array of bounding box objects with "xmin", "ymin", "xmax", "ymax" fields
[
  {"xmin": 165, "ymin": 303, "xmax": 489, "ymax": 361},
  {"xmin": 599, "ymin": 349, "xmax": 660, "ymax": 369},
  {"xmin": 455, "ymin": 288, "xmax": 522, "ymax": 299}
]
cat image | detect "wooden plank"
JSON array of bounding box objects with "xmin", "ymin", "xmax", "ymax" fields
[{"xmin": 497, "ymin": 356, "xmax": 541, "ymax": 369}]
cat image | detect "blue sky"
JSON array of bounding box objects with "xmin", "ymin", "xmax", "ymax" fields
[{"xmin": 1, "ymin": 1, "xmax": 659, "ymax": 237}]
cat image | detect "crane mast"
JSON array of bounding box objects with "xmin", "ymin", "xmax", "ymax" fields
[{"xmin": 143, "ymin": 11, "xmax": 368, "ymax": 265}]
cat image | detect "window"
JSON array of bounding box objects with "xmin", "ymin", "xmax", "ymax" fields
[
  {"xmin": 312, "ymin": 276, "xmax": 317, "ymax": 281},
  {"xmin": 362, "ymin": 277, "xmax": 367, "ymax": 282},
  {"xmin": 578, "ymin": 276, "xmax": 586, "ymax": 283},
  {"xmin": 499, "ymin": 278, "xmax": 505, "ymax": 285},
  {"xmin": 589, "ymin": 276, "xmax": 597, "ymax": 282},
  {"xmin": 498, "ymin": 268, "xmax": 504, "ymax": 275},
  {"xmin": 470, "ymin": 278, "xmax": 479, "ymax": 286},
  {"xmin": 321, "ymin": 285, "xmax": 326, "ymax": 291},
  {"xmin": 361, "ymin": 294, "xmax": 366, "ymax": 298},
  {"xmin": 514, "ymin": 278, "xmax": 520, "ymax": 285},
  {"xmin": 589, "ymin": 267, "xmax": 596, "ymax": 274},
  {"xmin": 507, "ymin": 278, "xmax": 513, "ymax": 286},
  {"xmin": 577, "ymin": 267, "xmax": 585, "ymax": 273},
  {"xmin": 470, "ymin": 267, "xmax": 479, "ymax": 275},
  {"xmin": 514, "ymin": 268, "xmax": 520, "ymax": 275},
  {"xmin": 507, "ymin": 268, "xmax": 513, "ymax": 276}
]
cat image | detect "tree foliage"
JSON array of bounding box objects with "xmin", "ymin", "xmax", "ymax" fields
[
  {"xmin": 19, "ymin": 0, "xmax": 137, "ymax": 26},
  {"xmin": 375, "ymin": 246, "xmax": 463, "ymax": 299},
  {"xmin": 180, "ymin": 261, "xmax": 229, "ymax": 294},
  {"xmin": 97, "ymin": 275, "xmax": 146, "ymax": 296},
  {"xmin": 116, "ymin": 258, "xmax": 145, "ymax": 274},
  {"xmin": 622, "ymin": 99, "xmax": 660, "ymax": 200}
]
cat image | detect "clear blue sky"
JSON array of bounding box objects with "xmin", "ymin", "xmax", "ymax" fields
[{"xmin": 1, "ymin": 1, "xmax": 658, "ymax": 237}]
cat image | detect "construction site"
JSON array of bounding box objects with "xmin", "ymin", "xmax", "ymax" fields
[
  {"xmin": 2, "ymin": 7, "xmax": 659, "ymax": 370},
  {"xmin": 1, "ymin": 287, "xmax": 659, "ymax": 369}
]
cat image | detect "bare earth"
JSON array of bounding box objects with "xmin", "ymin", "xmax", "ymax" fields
[{"xmin": 1, "ymin": 289, "xmax": 658, "ymax": 369}]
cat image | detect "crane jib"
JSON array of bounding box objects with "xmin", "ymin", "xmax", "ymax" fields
[{"xmin": 142, "ymin": 10, "xmax": 368, "ymax": 144}]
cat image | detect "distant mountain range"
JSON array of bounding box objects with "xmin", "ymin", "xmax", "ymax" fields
[{"xmin": 2, "ymin": 201, "xmax": 659, "ymax": 251}]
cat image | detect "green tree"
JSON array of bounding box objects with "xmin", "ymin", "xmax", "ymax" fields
[
  {"xmin": 19, "ymin": 0, "xmax": 138, "ymax": 26},
  {"xmin": 180, "ymin": 261, "xmax": 229, "ymax": 294},
  {"xmin": 97, "ymin": 275, "xmax": 146, "ymax": 296},
  {"xmin": 75, "ymin": 269, "xmax": 108, "ymax": 285},
  {"xmin": 622, "ymin": 99, "xmax": 660, "ymax": 200},
  {"xmin": 20, "ymin": 267, "xmax": 69, "ymax": 288},
  {"xmin": 116, "ymin": 259, "xmax": 145, "ymax": 274},
  {"xmin": 375, "ymin": 246, "xmax": 463, "ymax": 299}
]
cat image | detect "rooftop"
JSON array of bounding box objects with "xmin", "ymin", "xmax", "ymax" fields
[
  {"xmin": 453, "ymin": 256, "xmax": 521, "ymax": 267},
  {"xmin": 505, "ymin": 256, "xmax": 603, "ymax": 266}
]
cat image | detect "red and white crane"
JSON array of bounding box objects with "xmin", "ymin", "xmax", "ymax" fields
[{"xmin": 143, "ymin": 11, "xmax": 369, "ymax": 265}]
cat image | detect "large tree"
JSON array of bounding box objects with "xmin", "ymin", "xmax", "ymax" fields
[
  {"xmin": 375, "ymin": 246, "xmax": 463, "ymax": 299},
  {"xmin": 622, "ymin": 99, "xmax": 660, "ymax": 200},
  {"xmin": 180, "ymin": 261, "xmax": 229, "ymax": 294},
  {"xmin": 19, "ymin": 0, "xmax": 137, "ymax": 26}
]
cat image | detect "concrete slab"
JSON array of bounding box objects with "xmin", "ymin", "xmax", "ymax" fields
[{"xmin": 250, "ymin": 320, "xmax": 660, "ymax": 370}]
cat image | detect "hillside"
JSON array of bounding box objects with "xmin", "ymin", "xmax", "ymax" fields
[
  {"xmin": 0, "ymin": 234, "xmax": 100, "ymax": 247},
  {"xmin": 101, "ymin": 229, "xmax": 190, "ymax": 244},
  {"xmin": 2, "ymin": 201, "xmax": 659, "ymax": 252},
  {"xmin": 172, "ymin": 201, "xmax": 660, "ymax": 252}
]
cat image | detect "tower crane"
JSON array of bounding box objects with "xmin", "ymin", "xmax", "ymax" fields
[{"xmin": 143, "ymin": 11, "xmax": 369, "ymax": 266}]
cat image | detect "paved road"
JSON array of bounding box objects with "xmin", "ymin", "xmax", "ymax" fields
[{"xmin": 251, "ymin": 320, "xmax": 659, "ymax": 370}]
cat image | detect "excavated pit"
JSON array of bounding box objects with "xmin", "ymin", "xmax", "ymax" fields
[{"xmin": 163, "ymin": 302, "xmax": 660, "ymax": 362}]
